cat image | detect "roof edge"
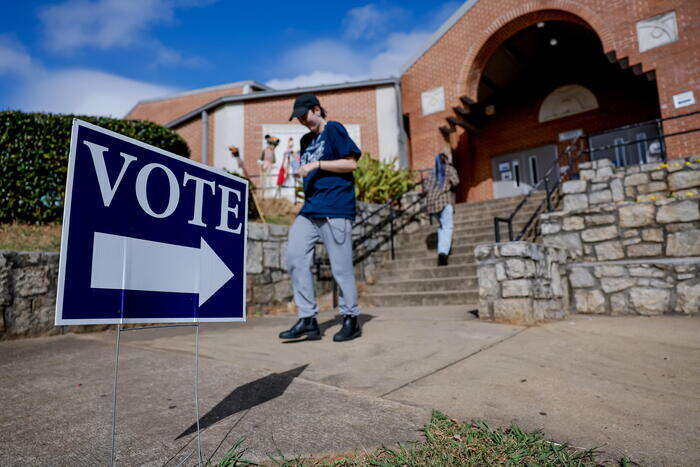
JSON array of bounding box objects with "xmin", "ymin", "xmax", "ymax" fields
[
  {"xmin": 128, "ymin": 80, "xmax": 272, "ymax": 112},
  {"xmin": 166, "ymin": 77, "xmax": 399, "ymax": 128},
  {"xmin": 398, "ymin": 0, "xmax": 480, "ymax": 76}
]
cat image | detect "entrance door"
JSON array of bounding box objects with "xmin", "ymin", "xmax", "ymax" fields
[
  {"xmin": 491, "ymin": 144, "xmax": 558, "ymax": 199},
  {"xmin": 588, "ymin": 121, "xmax": 663, "ymax": 167}
]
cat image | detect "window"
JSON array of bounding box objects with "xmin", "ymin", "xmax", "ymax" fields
[
  {"xmin": 529, "ymin": 156, "xmax": 539, "ymax": 185},
  {"xmin": 636, "ymin": 132, "xmax": 648, "ymax": 164},
  {"xmin": 613, "ymin": 137, "xmax": 627, "ymax": 167}
]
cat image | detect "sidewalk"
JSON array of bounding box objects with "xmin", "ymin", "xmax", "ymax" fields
[{"xmin": 1, "ymin": 307, "xmax": 698, "ymax": 465}]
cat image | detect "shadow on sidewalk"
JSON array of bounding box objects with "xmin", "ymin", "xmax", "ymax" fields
[{"xmin": 176, "ymin": 364, "xmax": 309, "ymax": 439}]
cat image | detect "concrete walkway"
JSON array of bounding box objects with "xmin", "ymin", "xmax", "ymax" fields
[{"xmin": 1, "ymin": 307, "xmax": 698, "ymax": 465}]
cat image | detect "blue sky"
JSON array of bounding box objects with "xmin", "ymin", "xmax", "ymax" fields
[{"xmin": 0, "ymin": 0, "xmax": 461, "ymax": 118}]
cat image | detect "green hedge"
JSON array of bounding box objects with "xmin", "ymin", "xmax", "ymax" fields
[{"xmin": 0, "ymin": 111, "xmax": 190, "ymax": 224}]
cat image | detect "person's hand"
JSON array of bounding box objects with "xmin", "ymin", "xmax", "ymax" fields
[{"xmin": 298, "ymin": 161, "xmax": 318, "ymax": 177}]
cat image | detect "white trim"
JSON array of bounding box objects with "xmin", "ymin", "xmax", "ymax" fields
[
  {"xmin": 213, "ymin": 103, "xmax": 245, "ymax": 172},
  {"xmin": 166, "ymin": 78, "xmax": 399, "ymax": 128},
  {"xmin": 375, "ymin": 85, "xmax": 400, "ymax": 162},
  {"xmin": 137, "ymin": 80, "xmax": 270, "ymax": 104},
  {"xmin": 54, "ymin": 119, "xmax": 248, "ymax": 325},
  {"xmin": 399, "ymin": 0, "xmax": 481, "ymax": 75},
  {"xmin": 54, "ymin": 120, "xmax": 80, "ymax": 326}
]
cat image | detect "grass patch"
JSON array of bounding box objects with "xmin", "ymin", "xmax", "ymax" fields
[
  {"xmin": 0, "ymin": 223, "xmax": 62, "ymax": 252},
  {"xmin": 254, "ymin": 198, "xmax": 299, "ymax": 226},
  {"xmin": 214, "ymin": 410, "xmax": 629, "ymax": 466}
]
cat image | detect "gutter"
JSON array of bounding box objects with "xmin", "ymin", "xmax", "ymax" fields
[{"xmin": 166, "ymin": 78, "xmax": 400, "ymax": 128}]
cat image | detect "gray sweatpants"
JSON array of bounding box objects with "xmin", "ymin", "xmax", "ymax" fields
[{"xmin": 286, "ymin": 215, "xmax": 361, "ymax": 318}]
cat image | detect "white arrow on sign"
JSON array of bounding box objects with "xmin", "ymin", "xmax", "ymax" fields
[{"xmin": 90, "ymin": 232, "xmax": 234, "ymax": 306}]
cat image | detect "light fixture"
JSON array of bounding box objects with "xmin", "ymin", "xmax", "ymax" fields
[
  {"xmin": 537, "ymin": 22, "xmax": 545, "ymax": 28},
  {"xmin": 549, "ymin": 38, "xmax": 558, "ymax": 46}
]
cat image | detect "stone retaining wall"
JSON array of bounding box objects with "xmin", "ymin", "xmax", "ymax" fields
[
  {"xmin": 541, "ymin": 157, "xmax": 700, "ymax": 262},
  {"xmin": 538, "ymin": 156, "xmax": 700, "ymax": 316},
  {"xmin": 475, "ymin": 242, "xmax": 572, "ymax": 325},
  {"xmin": 0, "ymin": 251, "xmax": 61, "ymax": 338},
  {"xmin": 568, "ymin": 259, "xmax": 700, "ymax": 315}
]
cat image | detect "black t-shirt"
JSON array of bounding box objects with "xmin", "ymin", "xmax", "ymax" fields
[{"xmin": 298, "ymin": 121, "xmax": 361, "ymax": 220}]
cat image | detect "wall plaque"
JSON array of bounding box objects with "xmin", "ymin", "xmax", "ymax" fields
[
  {"xmin": 637, "ymin": 11, "xmax": 678, "ymax": 53},
  {"xmin": 672, "ymin": 91, "xmax": 695, "ymax": 109},
  {"xmin": 421, "ymin": 87, "xmax": 445, "ymax": 115}
]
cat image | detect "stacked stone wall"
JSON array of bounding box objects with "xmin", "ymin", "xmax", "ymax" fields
[
  {"xmin": 539, "ymin": 156, "xmax": 700, "ymax": 315},
  {"xmin": 541, "ymin": 157, "xmax": 700, "ymax": 262},
  {"xmin": 475, "ymin": 242, "xmax": 572, "ymax": 325},
  {"xmin": 568, "ymin": 260, "xmax": 699, "ymax": 315}
]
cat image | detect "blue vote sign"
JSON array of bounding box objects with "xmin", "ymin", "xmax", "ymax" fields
[{"xmin": 55, "ymin": 120, "xmax": 248, "ymax": 325}]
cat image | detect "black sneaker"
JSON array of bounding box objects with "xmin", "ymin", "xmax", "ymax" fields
[
  {"xmin": 279, "ymin": 317, "xmax": 321, "ymax": 340},
  {"xmin": 333, "ymin": 315, "xmax": 362, "ymax": 342},
  {"xmin": 437, "ymin": 253, "xmax": 448, "ymax": 266}
]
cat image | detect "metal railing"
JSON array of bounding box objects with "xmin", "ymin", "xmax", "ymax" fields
[
  {"xmin": 313, "ymin": 178, "xmax": 428, "ymax": 280},
  {"xmin": 493, "ymin": 110, "xmax": 700, "ymax": 242},
  {"xmin": 493, "ymin": 151, "xmax": 568, "ymax": 243},
  {"xmin": 307, "ymin": 173, "xmax": 433, "ymax": 308}
]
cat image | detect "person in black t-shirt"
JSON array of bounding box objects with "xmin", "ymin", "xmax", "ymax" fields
[{"xmin": 279, "ymin": 94, "xmax": 363, "ymax": 342}]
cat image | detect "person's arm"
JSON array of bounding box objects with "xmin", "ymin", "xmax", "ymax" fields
[
  {"xmin": 297, "ymin": 157, "xmax": 357, "ymax": 177},
  {"xmin": 447, "ymin": 165, "xmax": 459, "ymax": 188}
]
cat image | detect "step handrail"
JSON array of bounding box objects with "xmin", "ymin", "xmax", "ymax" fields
[{"xmin": 313, "ymin": 178, "xmax": 428, "ymax": 283}]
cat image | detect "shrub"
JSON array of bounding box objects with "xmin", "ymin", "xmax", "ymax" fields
[
  {"xmin": 354, "ymin": 154, "xmax": 414, "ymax": 204},
  {"xmin": 0, "ymin": 111, "xmax": 190, "ymax": 223}
]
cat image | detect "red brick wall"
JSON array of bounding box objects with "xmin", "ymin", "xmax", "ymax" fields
[
  {"xmin": 126, "ymin": 86, "xmax": 245, "ymax": 125},
  {"xmin": 402, "ymin": 0, "xmax": 700, "ymax": 202},
  {"xmin": 242, "ymin": 87, "xmax": 379, "ymax": 177},
  {"xmin": 174, "ymin": 117, "xmax": 202, "ymax": 163}
]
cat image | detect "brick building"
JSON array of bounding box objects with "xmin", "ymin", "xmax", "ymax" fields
[{"xmin": 126, "ymin": 0, "xmax": 699, "ymax": 203}]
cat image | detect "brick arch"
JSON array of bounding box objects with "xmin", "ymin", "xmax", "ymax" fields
[{"xmin": 456, "ymin": 1, "xmax": 615, "ymax": 101}]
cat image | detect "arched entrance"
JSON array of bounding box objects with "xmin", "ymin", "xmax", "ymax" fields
[{"xmin": 448, "ymin": 11, "xmax": 661, "ymax": 202}]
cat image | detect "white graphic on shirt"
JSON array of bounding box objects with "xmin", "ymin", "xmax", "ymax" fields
[{"xmin": 301, "ymin": 135, "xmax": 325, "ymax": 166}]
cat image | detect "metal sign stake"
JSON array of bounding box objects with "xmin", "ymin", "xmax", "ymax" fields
[
  {"xmin": 109, "ymin": 323, "xmax": 203, "ymax": 466},
  {"xmin": 194, "ymin": 324, "xmax": 203, "ymax": 466},
  {"xmin": 109, "ymin": 324, "xmax": 122, "ymax": 467}
]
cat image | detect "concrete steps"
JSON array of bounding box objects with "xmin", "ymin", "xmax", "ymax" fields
[
  {"xmin": 380, "ymin": 263, "xmax": 478, "ymax": 280},
  {"xmin": 362, "ymin": 193, "xmax": 548, "ymax": 308},
  {"xmin": 362, "ymin": 290, "xmax": 479, "ymax": 307},
  {"xmin": 372, "ymin": 276, "xmax": 477, "ymax": 293},
  {"xmin": 395, "ymin": 223, "xmax": 529, "ymax": 248}
]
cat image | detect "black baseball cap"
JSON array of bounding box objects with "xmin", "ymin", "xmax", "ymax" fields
[{"xmin": 289, "ymin": 93, "xmax": 321, "ymax": 121}]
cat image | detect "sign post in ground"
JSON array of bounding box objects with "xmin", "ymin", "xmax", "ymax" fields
[{"xmin": 55, "ymin": 119, "xmax": 248, "ymax": 465}]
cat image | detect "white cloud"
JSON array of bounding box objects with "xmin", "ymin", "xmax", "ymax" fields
[
  {"xmin": 13, "ymin": 69, "xmax": 179, "ymax": 117},
  {"xmin": 266, "ymin": 2, "xmax": 459, "ymax": 89},
  {"xmin": 266, "ymin": 71, "xmax": 362, "ymax": 90},
  {"xmin": 38, "ymin": 0, "xmax": 211, "ymax": 67},
  {"xmin": 279, "ymin": 40, "xmax": 367, "ymax": 77},
  {"xmin": 342, "ymin": 4, "xmax": 407, "ymax": 40},
  {"xmin": 368, "ymin": 30, "xmax": 432, "ymax": 76},
  {"xmin": 0, "ymin": 35, "xmax": 36, "ymax": 76},
  {"xmin": 39, "ymin": 0, "xmax": 172, "ymax": 52},
  {"xmin": 0, "ymin": 37, "xmax": 179, "ymax": 117}
]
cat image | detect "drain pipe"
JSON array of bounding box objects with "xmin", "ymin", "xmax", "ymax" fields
[
  {"xmin": 201, "ymin": 110, "xmax": 208, "ymax": 165},
  {"xmin": 393, "ymin": 80, "xmax": 409, "ymax": 170}
]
